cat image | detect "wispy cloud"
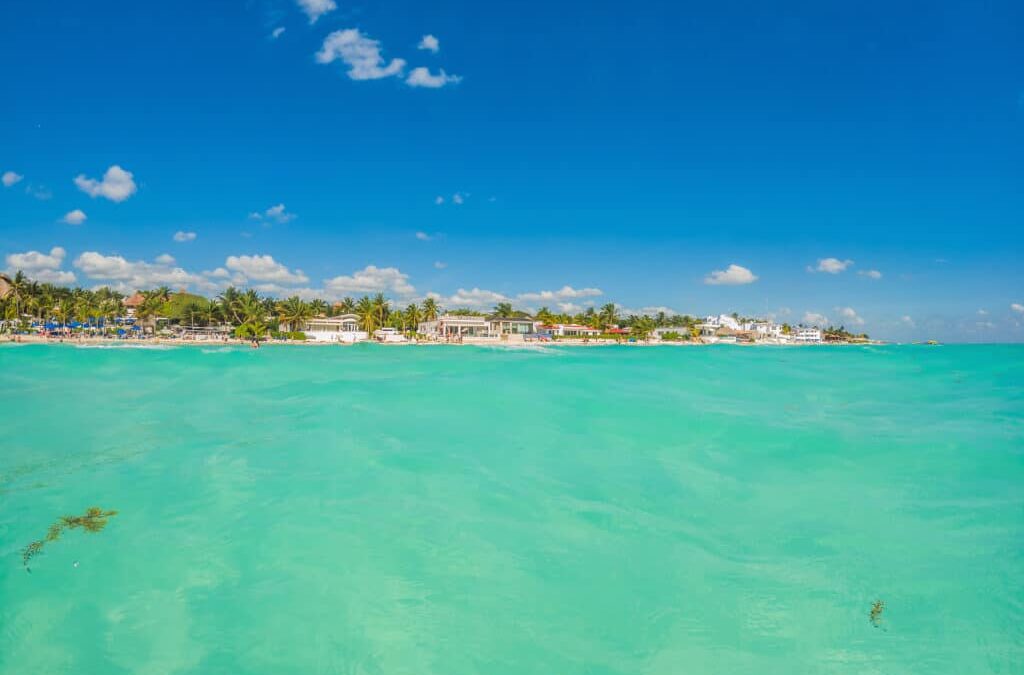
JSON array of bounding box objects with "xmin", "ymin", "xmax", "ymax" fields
[
  {"xmin": 271, "ymin": 27, "xmax": 286, "ymax": 39},
  {"xmin": 296, "ymin": 0, "xmax": 336, "ymax": 24},
  {"xmin": 62, "ymin": 209, "xmax": 87, "ymax": 225},
  {"xmin": 803, "ymin": 311, "xmax": 828, "ymax": 326},
  {"xmin": 704, "ymin": 264, "xmax": 758, "ymax": 286},
  {"xmin": 858, "ymin": 269, "xmax": 882, "ymax": 279},
  {"xmin": 1012, "ymin": 303, "xmax": 1024, "ymax": 314},
  {"xmin": 173, "ymin": 231, "xmax": 197, "ymax": 242},
  {"xmin": 316, "ymin": 29, "xmax": 406, "ymax": 81},
  {"xmin": 25, "ymin": 184, "xmax": 52, "ymax": 200},
  {"xmin": 74, "ymin": 165, "xmax": 137, "ymax": 202},
  {"xmin": 517, "ymin": 286, "xmax": 603, "ymax": 303},
  {"xmin": 249, "ymin": 203, "xmax": 296, "ymax": 224},
  {"xmin": 433, "ymin": 261, "xmax": 447, "ymax": 269},
  {"xmin": 415, "ymin": 231, "xmax": 433, "ymax": 241},
  {"xmin": 2, "ymin": 170, "xmax": 23, "ymax": 187},
  {"xmin": 811, "ymin": 257, "xmax": 853, "ymax": 274},
  {"xmin": 837, "ymin": 306, "xmax": 865, "ymax": 325}
]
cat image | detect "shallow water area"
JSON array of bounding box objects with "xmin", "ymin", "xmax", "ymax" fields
[{"xmin": 1, "ymin": 343, "xmax": 1022, "ymax": 674}]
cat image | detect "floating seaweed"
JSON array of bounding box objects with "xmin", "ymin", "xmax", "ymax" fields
[
  {"xmin": 22, "ymin": 506, "xmax": 118, "ymax": 572},
  {"xmin": 869, "ymin": 599, "xmax": 885, "ymax": 629}
]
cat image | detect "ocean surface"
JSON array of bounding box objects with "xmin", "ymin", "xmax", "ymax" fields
[{"xmin": 1, "ymin": 343, "xmax": 1021, "ymax": 674}]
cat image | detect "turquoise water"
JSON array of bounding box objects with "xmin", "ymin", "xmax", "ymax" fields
[{"xmin": 1, "ymin": 343, "xmax": 1021, "ymax": 674}]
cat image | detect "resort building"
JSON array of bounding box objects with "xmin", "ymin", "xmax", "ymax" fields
[
  {"xmin": 488, "ymin": 317, "xmax": 538, "ymax": 336},
  {"xmin": 0, "ymin": 273, "xmax": 11, "ymax": 300},
  {"xmin": 299, "ymin": 314, "xmax": 368, "ymax": 343},
  {"xmin": 418, "ymin": 314, "xmax": 492, "ymax": 339},
  {"xmin": 373, "ymin": 327, "xmax": 407, "ymax": 343},
  {"xmin": 792, "ymin": 327, "xmax": 823, "ymax": 343},
  {"xmin": 542, "ymin": 323, "xmax": 602, "ymax": 337},
  {"xmin": 123, "ymin": 292, "xmax": 145, "ymax": 317},
  {"xmin": 698, "ymin": 314, "xmax": 742, "ymax": 336}
]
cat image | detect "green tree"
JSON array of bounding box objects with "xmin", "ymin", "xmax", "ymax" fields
[{"xmin": 421, "ymin": 297, "xmax": 440, "ymax": 321}]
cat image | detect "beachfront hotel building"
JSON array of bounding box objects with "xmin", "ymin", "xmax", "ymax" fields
[
  {"xmin": 792, "ymin": 327, "xmax": 823, "ymax": 342},
  {"xmin": 298, "ymin": 314, "xmax": 368, "ymax": 343},
  {"xmin": 488, "ymin": 317, "xmax": 538, "ymax": 336},
  {"xmin": 542, "ymin": 323, "xmax": 602, "ymax": 337},
  {"xmin": 418, "ymin": 314, "xmax": 492, "ymax": 339}
]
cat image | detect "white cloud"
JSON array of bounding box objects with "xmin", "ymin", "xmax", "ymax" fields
[
  {"xmin": 977, "ymin": 309, "xmax": 988, "ymax": 316},
  {"xmin": 434, "ymin": 195, "xmax": 444, "ymax": 205},
  {"xmin": 802, "ymin": 312, "xmax": 828, "ymax": 326},
  {"xmin": 205, "ymin": 267, "xmax": 230, "ymax": 279},
  {"xmin": 271, "ymin": 27, "xmax": 286, "ymax": 39},
  {"xmin": 73, "ymin": 165, "xmax": 137, "ymax": 202},
  {"xmin": 452, "ymin": 192, "xmax": 465, "ymax": 204},
  {"xmin": 516, "ymin": 286, "xmax": 603, "ymax": 303},
  {"xmin": 704, "ymin": 264, "xmax": 758, "ymax": 286},
  {"xmin": 858, "ymin": 269, "xmax": 882, "ymax": 279},
  {"xmin": 406, "ymin": 67, "xmax": 461, "ymax": 88},
  {"xmin": 225, "ymin": 254, "xmax": 309, "ymax": 284},
  {"xmin": 417, "ymin": 34, "xmax": 440, "ymax": 53},
  {"xmin": 2, "ymin": 170, "xmax": 23, "ymax": 187},
  {"xmin": 1012, "ymin": 303, "xmax": 1024, "ymax": 314},
  {"xmin": 296, "ymin": 0, "xmax": 336, "ymax": 24},
  {"xmin": 74, "ymin": 251, "xmax": 202, "ymax": 291},
  {"xmin": 155, "ymin": 254, "xmax": 176, "ymax": 265},
  {"xmin": 6, "ymin": 246, "xmax": 67, "ymax": 273},
  {"xmin": 62, "ymin": 209, "xmax": 87, "ymax": 225},
  {"xmin": 813, "ymin": 257, "xmax": 854, "ymax": 274},
  {"xmin": 617, "ymin": 305, "xmax": 680, "ymax": 317},
  {"xmin": 173, "ymin": 230, "xmax": 197, "ymax": 242},
  {"xmin": 323, "ymin": 265, "xmax": 416, "ymax": 298},
  {"xmin": 443, "ymin": 287, "xmax": 509, "ymax": 308},
  {"xmin": 249, "ymin": 203, "xmax": 295, "ymax": 224},
  {"xmin": 433, "ymin": 261, "xmax": 447, "ymax": 269},
  {"xmin": 415, "ymin": 231, "xmax": 432, "ymax": 241},
  {"xmin": 901, "ymin": 315, "xmax": 915, "ymax": 327},
  {"xmin": 837, "ymin": 306, "xmax": 865, "ymax": 326},
  {"xmin": 316, "ymin": 29, "xmax": 406, "ymax": 81}
]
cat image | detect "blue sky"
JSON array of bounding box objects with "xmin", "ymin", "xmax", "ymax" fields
[{"xmin": 1, "ymin": 0, "xmax": 1022, "ymax": 341}]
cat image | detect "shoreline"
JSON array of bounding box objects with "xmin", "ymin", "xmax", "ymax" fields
[{"xmin": 1, "ymin": 334, "xmax": 885, "ymax": 348}]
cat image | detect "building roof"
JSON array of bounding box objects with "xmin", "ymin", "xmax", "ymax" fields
[{"xmin": 123, "ymin": 292, "xmax": 146, "ymax": 307}]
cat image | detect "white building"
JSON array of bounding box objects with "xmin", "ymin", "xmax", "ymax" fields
[
  {"xmin": 746, "ymin": 321, "xmax": 783, "ymax": 339},
  {"xmin": 418, "ymin": 314, "xmax": 492, "ymax": 339},
  {"xmin": 542, "ymin": 323, "xmax": 601, "ymax": 337},
  {"xmin": 792, "ymin": 327, "xmax": 823, "ymax": 343},
  {"xmin": 301, "ymin": 314, "xmax": 368, "ymax": 343},
  {"xmin": 373, "ymin": 327, "xmax": 408, "ymax": 343},
  {"xmin": 652, "ymin": 326, "xmax": 690, "ymax": 340}
]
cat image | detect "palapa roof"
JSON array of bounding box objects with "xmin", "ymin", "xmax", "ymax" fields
[{"xmin": 123, "ymin": 292, "xmax": 146, "ymax": 307}]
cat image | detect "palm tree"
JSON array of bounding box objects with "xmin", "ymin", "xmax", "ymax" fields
[
  {"xmin": 598, "ymin": 303, "xmax": 618, "ymax": 329},
  {"xmin": 218, "ymin": 287, "xmax": 242, "ymax": 325},
  {"xmin": 405, "ymin": 303, "xmax": 422, "ymax": 333},
  {"xmin": 421, "ymin": 297, "xmax": 440, "ymax": 321},
  {"xmin": 492, "ymin": 302, "xmax": 514, "ymax": 317},
  {"xmin": 337, "ymin": 297, "xmax": 356, "ymax": 314},
  {"xmin": 277, "ymin": 296, "xmax": 312, "ymax": 333},
  {"xmin": 372, "ymin": 292, "xmax": 389, "ymax": 329},
  {"xmin": 356, "ymin": 295, "xmax": 376, "ymax": 333},
  {"xmin": 182, "ymin": 301, "xmax": 204, "ymax": 329},
  {"xmin": 535, "ymin": 306, "xmax": 555, "ymax": 325},
  {"xmin": 631, "ymin": 316, "xmax": 656, "ymax": 342},
  {"xmin": 309, "ymin": 299, "xmax": 328, "ymax": 317}
]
